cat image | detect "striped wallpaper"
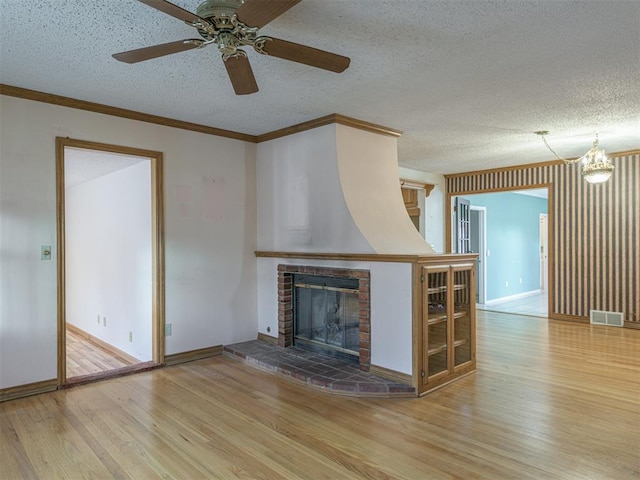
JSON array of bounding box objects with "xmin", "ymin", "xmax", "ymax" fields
[{"xmin": 446, "ymin": 152, "xmax": 639, "ymax": 324}]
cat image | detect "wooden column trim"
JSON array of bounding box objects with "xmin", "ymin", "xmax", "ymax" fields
[{"xmin": 400, "ymin": 179, "xmax": 436, "ymax": 197}]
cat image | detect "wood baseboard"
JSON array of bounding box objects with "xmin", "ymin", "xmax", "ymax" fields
[
  {"xmin": 419, "ymin": 370, "xmax": 476, "ymax": 397},
  {"xmin": 0, "ymin": 378, "xmax": 58, "ymax": 403},
  {"xmin": 164, "ymin": 346, "xmax": 223, "ymax": 366},
  {"xmin": 550, "ymin": 313, "xmax": 639, "ymax": 329},
  {"xmin": 369, "ymin": 364, "xmax": 412, "ymax": 385},
  {"xmin": 66, "ymin": 323, "xmax": 140, "ymax": 365},
  {"xmin": 64, "ymin": 362, "xmax": 160, "ymax": 388},
  {"xmin": 549, "ymin": 313, "xmax": 589, "ymax": 324},
  {"xmin": 485, "ymin": 289, "xmax": 541, "ymax": 305},
  {"xmin": 257, "ymin": 333, "xmax": 278, "ymax": 345}
]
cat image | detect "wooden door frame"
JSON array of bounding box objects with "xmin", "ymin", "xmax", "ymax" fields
[
  {"xmin": 56, "ymin": 137, "xmax": 165, "ymax": 385},
  {"xmin": 539, "ymin": 213, "xmax": 549, "ymax": 291},
  {"xmin": 470, "ymin": 206, "xmax": 487, "ymax": 304}
]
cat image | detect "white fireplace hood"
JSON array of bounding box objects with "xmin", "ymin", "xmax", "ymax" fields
[{"xmin": 256, "ymin": 119, "xmax": 435, "ymax": 255}]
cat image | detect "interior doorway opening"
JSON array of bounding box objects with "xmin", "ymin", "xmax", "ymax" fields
[
  {"xmin": 451, "ymin": 187, "xmax": 549, "ymax": 318},
  {"xmin": 56, "ymin": 138, "xmax": 165, "ymax": 386}
]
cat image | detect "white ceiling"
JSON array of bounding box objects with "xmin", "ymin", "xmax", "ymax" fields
[
  {"xmin": 1, "ymin": 0, "xmax": 639, "ymax": 174},
  {"xmin": 65, "ymin": 148, "xmax": 148, "ymax": 187}
]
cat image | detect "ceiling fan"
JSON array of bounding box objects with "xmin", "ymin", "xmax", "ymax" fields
[{"xmin": 113, "ymin": 0, "xmax": 350, "ymax": 95}]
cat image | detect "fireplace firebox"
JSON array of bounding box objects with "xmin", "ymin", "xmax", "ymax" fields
[
  {"xmin": 293, "ymin": 274, "xmax": 360, "ymax": 357},
  {"xmin": 277, "ymin": 265, "xmax": 371, "ymax": 371}
]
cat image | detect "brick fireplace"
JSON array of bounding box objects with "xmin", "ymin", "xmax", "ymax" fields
[{"xmin": 277, "ymin": 264, "xmax": 371, "ymax": 371}]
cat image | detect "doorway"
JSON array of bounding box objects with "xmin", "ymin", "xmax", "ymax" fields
[
  {"xmin": 450, "ymin": 188, "xmax": 550, "ymax": 318},
  {"xmin": 56, "ymin": 138, "xmax": 165, "ymax": 385}
]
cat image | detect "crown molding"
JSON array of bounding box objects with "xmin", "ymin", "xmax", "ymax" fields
[
  {"xmin": 444, "ymin": 150, "xmax": 639, "ymax": 179},
  {"xmin": 443, "ymin": 159, "xmax": 563, "ymax": 179},
  {"xmin": 256, "ymin": 113, "xmax": 402, "ymax": 143},
  {"xmin": 0, "ymin": 84, "xmax": 257, "ymax": 143},
  {"xmin": 1, "ymin": 85, "xmax": 402, "ymax": 146}
]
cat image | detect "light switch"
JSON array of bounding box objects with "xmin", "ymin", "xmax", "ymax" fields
[{"xmin": 41, "ymin": 245, "xmax": 52, "ymax": 260}]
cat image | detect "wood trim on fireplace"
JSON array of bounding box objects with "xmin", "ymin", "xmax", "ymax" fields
[
  {"xmin": 257, "ymin": 333, "xmax": 279, "ymax": 344},
  {"xmin": 369, "ymin": 365, "xmax": 412, "ymax": 385},
  {"xmin": 256, "ymin": 251, "xmax": 466, "ymax": 263}
]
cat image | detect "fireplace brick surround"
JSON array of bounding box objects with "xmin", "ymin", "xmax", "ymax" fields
[{"xmin": 277, "ymin": 264, "xmax": 371, "ymax": 371}]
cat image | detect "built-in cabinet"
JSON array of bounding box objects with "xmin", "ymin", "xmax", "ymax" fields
[
  {"xmin": 400, "ymin": 180, "xmax": 435, "ymax": 233},
  {"xmin": 417, "ymin": 255, "xmax": 476, "ymax": 395},
  {"xmin": 257, "ymin": 251, "xmax": 476, "ymax": 397}
]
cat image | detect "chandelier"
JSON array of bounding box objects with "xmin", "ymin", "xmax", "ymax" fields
[{"xmin": 535, "ymin": 131, "xmax": 615, "ymax": 184}]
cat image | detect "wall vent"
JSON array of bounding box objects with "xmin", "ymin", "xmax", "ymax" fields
[{"xmin": 590, "ymin": 310, "xmax": 624, "ymax": 327}]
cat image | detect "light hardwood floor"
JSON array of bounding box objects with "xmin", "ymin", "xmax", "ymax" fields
[
  {"xmin": 66, "ymin": 328, "xmax": 136, "ymax": 379},
  {"xmin": 2, "ymin": 311, "xmax": 639, "ymax": 479}
]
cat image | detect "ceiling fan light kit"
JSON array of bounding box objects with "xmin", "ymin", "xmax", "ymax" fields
[
  {"xmin": 535, "ymin": 131, "xmax": 614, "ymax": 184},
  {"xmin": 113, "ymin": 0, "xmax": 350, "ymax": 95}
]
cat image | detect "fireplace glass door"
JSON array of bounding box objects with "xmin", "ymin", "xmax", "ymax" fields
[{"xmin": 294, "ymin": 275, "xmax": 360, "ymax": 356}]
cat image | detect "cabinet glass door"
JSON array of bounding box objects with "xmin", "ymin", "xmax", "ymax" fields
[
  {"xmin": 424, "ymin": 268, "xmax": 449, "ymax": 378},
  {"xmin": 453, "ymin": 268, "xmax": 472, "ymax": 367}
]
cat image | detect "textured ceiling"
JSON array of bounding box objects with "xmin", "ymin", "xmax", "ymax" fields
[{"xmin": 1, "ymin": 0, "xmax": 639, "ymax": 174}]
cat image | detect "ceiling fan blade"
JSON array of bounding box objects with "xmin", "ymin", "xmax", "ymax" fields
[
  {"xmin": 113, "ymin": 40, "xmax": 203, "ymax": 63},
  {"xmin": 137, "ymin": 0, "xmax": 203, "ymax": 23},
  {"xmin": 223, "ymin": 54, "xmax": 259, "ymax": 95},
  {"xmin": 259, "ymin": 38, "xmax": 350, "ymax": 73},
  {"xmin": 236, "ymin": 0, "xmax": 302, "ymax": 28}
]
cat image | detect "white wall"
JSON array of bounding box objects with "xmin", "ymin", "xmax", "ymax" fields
[
  {"xmin": 0, "ymin": 95, "xmax": 257, "ymax": 389},
  {"xmin": 66, "ymin": 160, "xmax": 152, "ymax": 361},
  {"xmin": 257, "ymin": 124, "xmax": 434, "ymax": 255},
  {"xmin": 255, "ymin": 123, "xmax": 434, "ymax": 376},
  {"xmin": 257, "ymin": 258, "xmax": 413, "ymax": 375},
  {"xmin": 257, "ymin": 125, "xmax": 372, "ymax": 253},
  {"xmin": 336, "ymin": 125, "xmax": 433, "ymax": 254},
  {"xmin": 398, "ymin": 166, "xmax": 446, "ymax": 253}
]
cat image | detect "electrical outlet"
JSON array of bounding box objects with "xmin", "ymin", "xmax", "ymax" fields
[
  {"xmin": 41, "ymin": 245, "xmax": 52, "ymax": 260},
  {"xmin": 129, "ymin": 331, "xmax": 133, "ymax": 342},
  {"xmin": 103, "ymin": 316, "xmax": 107, "ymax": 327},
  {"xmin": 97, "ymin": 315, "xmax": 100, "ymax": 324},
  {"xmin": 165, "ymin": 324, "xmax": 172, "ymax": 336},
  {"xmin": 520, "ymin": 278, "xmax": 523, "ymax": 284},
  {"xmin": 505, "ymin": 281, "xmax": 509, "ymax": 287}
]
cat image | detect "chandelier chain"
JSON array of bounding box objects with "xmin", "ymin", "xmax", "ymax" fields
[
  {"xmin": 535, "ymin": 131, "xmax": 614, "ymax": 184},
  {"xmin": 539, "ymin": 134, "xmax": 581, "ymax": 164}
]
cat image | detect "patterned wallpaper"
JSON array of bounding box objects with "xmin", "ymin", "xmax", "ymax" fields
[{"xmin": 446, "ymin": 152, "xmax": 639, "ymax": 324}]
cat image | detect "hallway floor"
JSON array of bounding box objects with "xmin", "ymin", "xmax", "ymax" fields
[
  {"xmin": 66, "ymin": 328, "xmax": 135, "ymax": 378},
  {"xmin": 477, "ymin": 290, "xmax": 548, "ymax": 318}
]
